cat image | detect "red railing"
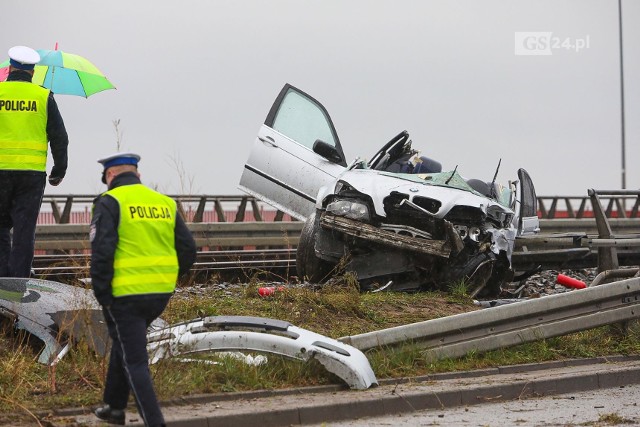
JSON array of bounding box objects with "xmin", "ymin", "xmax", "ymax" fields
[
  {"xmin": 37, "ymin": 193, "xmax": 640, "ymax": 225},
  {"xmin": 37, "ymin": 206, "xmax": 293, "ymax": 225}
]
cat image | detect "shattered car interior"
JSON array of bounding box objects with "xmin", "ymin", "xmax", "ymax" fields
[{"xmin": 240, "ymin": 84, "xmax": 540, "ymax": 297}]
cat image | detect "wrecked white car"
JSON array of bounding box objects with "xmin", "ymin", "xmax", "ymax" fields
[{"xmin": 239, "ymin": 84, "xmax": 539, "ymax": 296}]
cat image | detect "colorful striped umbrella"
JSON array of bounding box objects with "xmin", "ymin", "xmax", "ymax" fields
[{"xmin": 0, "ymin": 48, "xmax": 115, "ymax": 98}]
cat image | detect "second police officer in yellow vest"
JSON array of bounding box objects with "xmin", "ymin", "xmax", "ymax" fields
[{"xmin": 90, "ymin": 152, "xmax": 196, "ymax": 427}]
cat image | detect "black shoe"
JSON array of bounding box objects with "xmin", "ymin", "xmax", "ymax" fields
[{"xmin": 94, "ymin": 405, "xmax": 126, "ymax": 425}]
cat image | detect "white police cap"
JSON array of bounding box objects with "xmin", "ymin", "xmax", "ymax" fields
[
  {"xmin": 8, "ymin": 46, "xmax": 40, "ymax": 70},
  {"xmin": 97, "ymin": 152, "xmax": 141, "ymax": 170}
]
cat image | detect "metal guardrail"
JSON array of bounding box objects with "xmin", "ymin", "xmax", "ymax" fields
[
  {"xmin": 34, "ymin": 223, "xmax": 640, "ymax": 277},
  {"xmin": 40, "ymin": 192, "xmax": 640, "ymax": 224},
  {"xmin": 538, "ymin": 191, "xmax": 640, "ymax": 219},
  {"xmin": 339, "ymin": 272, "xmax": 640, "ymax": 360},
  {"xmin": 34, "ymin": 190, "xmax": 640, "ymax": 273},
  {"xmin": 34, "ymin": 222, "xmax": 303, "ymax": 251},
  {"xmin": 34, "ymin": 218, "xmax": 640, "ymax": 251},
  {"xmin": 189, "ymin": 222, "xmax": 301, "ymax": 248},
  {"xmin": 41, "ymin": 194, "xmax": 289, "ymax": 224},
  {"xmin": 539, "ymin": 218, "xmax": 640, "ymax": 234},
  {"xmin": 31, "ymin": 249, "xmax": 298, "ymax": 282}
]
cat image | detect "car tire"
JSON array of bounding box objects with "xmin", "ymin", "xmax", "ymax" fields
[
  {"xmin": 438, "ymin": 250, "xmax": 496, "ymax": 294},
  {"xmin": 481, "ymin": 252, "xmax": 514, "ymax": 297},
  {"xmin": 296, "ymin": 211, "xmax": 335, "ymax": 283}
]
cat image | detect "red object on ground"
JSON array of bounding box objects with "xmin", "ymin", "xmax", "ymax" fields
[
  {"xmin": 556, "ymin": 274, "xmax": 587, "ymax": 289},
  {"xmin": 258, "ymin": 286, "xmax": 285, "ymax": 297}
]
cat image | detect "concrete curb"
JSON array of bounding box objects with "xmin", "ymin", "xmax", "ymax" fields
[{"xmin": 46, "ymin": 356, "xmax": 640, "ymax": 426}]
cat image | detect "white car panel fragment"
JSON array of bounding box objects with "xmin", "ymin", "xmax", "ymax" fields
[
  {"xmin": 0, "ymin": 278, "xmax": 109, "ymax": 365},
  {"xmin": 146, "ymin": 315, "xmax": 378, "ymax": 390}
]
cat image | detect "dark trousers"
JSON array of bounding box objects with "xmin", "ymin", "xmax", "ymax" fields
[
  {"xmin": 103, "ymin": 295, "xmax": 171, "ymax": 427},
  {"xmin": 0, "ymin": 171, "xmax": 46, "ymax": 277}
]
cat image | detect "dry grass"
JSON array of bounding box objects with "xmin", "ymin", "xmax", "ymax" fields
[{"xmin": 1, "ymin": 274, "xmax": 639, "ymax": 422}]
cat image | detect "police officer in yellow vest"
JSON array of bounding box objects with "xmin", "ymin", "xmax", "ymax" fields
[
  {"xmin": 90, "ymin": 152, "xmax": 196, "ymax": 426},
  {"xmin": 0, "ymin": 46, "xmax": 69, "ymax": 277}
]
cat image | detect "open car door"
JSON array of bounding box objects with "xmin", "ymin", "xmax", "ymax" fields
[
  {"xmin": 516, "ymin": 168, "xmax": 540, "ymax": 235},
  {"xmin": 239, "ymin": 84, "xmax": 347, "ymax": 221}
]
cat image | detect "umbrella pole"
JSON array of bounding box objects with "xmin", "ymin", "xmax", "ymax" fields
[
  {"xmin": 50, "ymin": 43, "xmax": 58, "ymax": 92},
  {"xmin": 50, "ymin": 67, "xmax": 56, "ymax": 92}
]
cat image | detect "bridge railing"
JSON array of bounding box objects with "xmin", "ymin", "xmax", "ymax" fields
[
  {"xmin": 32, "ymin": 192, "xmax": 640, "ymax": 270},
  {"xmin": 38, "ymin": 194, "xmax": 296, "ymax": 224},
  {"xmin": 537, "ymin": 191, "xmax": 640, "ymax": 219},
  {"xmin": 39, "ymin": 192, "xmax": 640, "ymax": 224}
]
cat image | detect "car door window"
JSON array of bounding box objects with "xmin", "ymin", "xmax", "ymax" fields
[
  {"xmin": 240, "ymin": 84, "xmax": 347, "ymax": 220},
  {"xmin": 273, "ymin": 89, "xmax": 337, "ymax": 150}
]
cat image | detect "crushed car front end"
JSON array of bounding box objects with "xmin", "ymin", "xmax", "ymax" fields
[{"xmin": 300, "ymin": 167, "xmax": 520, "ymax": 295}]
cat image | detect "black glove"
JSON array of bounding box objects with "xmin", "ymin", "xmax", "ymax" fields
[
  {"xmin": 48, "ymin": 175, "xmax": 64, "ymax": 186},
  {"xmin": 49, "ymin": 166, "xmax": 65, "ymax": 186}
]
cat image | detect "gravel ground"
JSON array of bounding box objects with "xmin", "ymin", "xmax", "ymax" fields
[
  {"xmin": 174, "ymin": 268, "xmax": 602, "ymax": 302},
  {"xmin": 503, "ymin": 268, "xmax": 598, "ymax": 298}
]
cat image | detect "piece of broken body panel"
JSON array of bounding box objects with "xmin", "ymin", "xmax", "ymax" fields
[
  {"xmin": 146, "ymin": 315, "xmax": 378, "ymax": 390},
  {"xmin": 0, "ymin": 278, "xmax": 109, "ymax": 365},
  {"xmin": 0, "ymin": 279, "xmax": 377, "ymax": 390}
]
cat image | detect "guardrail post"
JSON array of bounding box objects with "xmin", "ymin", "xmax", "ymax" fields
[
  {"xmin": 588, "ymin": 189, "xmax": 619, "ymax": 272},
  {"xmin": 175, "ymin": 200, "xmax": 187, "ymax": 221},
  {"xmin": 605, "ymin": 198, "xmax": 615, "ymax": 218},
  {"xmin": 615, "ymin": 198, "xmax": 628, "ymax": 219},
  {"xmin": 214, "ymin": 199, "xmax": 226, "ymax": 222},
  {"xmin": 251, "ymin": 199, "xmax": 263, "ymax": 222},
  {"xmin": 564, "ymin": 198, "xmax": 575, "ymax": 218},
  {"xmin": 192, "ymin": 197, "xmax": 207, "ymax": 223},
  {"xmin": 577, "ymin": 198, "xmax": 587, "ymax": 219},
  {"xmin": 547, "ymin": 198, "xmax": 558, "ymax": 219},
  {"xmin": 60, "ymin": 196, "xmax": 74, "ymax": 224},
  {"xmin": 632, "ymin": 195, "xmax": 640, "ymax": 218},
  {"xmin": 538, "ymin": 198, "xmax": 548, "ymax": 218},
  {"xmin": 49, "ymin": 197, "xmax": 74, "ymax": 224},
  {"xmin": 235, "ymin": 197, "xmax": 248, "ymax": 222},
  {"xmin": 50, "ymin": 199, "xmax": 61, "ymax": 224}
]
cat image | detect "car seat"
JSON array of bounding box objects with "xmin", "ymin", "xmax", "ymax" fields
[
  {"xmin": 412, "ymin": 157, "xmax": 442, "ymax": 174},
  {"xmin": 466, "ymin": 179, "xmax": 492, "ymax": 197}
]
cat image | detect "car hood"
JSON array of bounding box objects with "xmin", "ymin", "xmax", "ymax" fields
[{"xmin": 328, "ymin": 169, "xmax": 514, "ymax": 219}]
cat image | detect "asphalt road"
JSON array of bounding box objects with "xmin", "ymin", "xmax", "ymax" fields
[
  {"xmin": 309, "ymin": 383, "xmax": 640, "ymax": 426},
  {"xmin": 45, "ymin": 356, "xmax": 640, "ymax": 426}
]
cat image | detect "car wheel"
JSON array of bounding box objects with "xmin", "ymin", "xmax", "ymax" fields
[
  {"xmin": 438, "ymin": 250, "xmax": 496, "ymax": 295},
  {"xmin": 479, "ymin": 252, "xmax": 514, "ymax": 297},
  {"xmin": 296, "ymin": 212, "xmax": 335, "ymax": 283}
]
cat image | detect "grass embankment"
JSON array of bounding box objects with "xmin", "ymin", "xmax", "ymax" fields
[{"xmin": 1, "ymin": 274, "xmax": 639, "ymax": 422}]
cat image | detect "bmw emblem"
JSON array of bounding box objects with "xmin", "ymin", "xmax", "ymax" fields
[{"xmin": 410, "ymin": 187, "xmax": 419, "ymax": 192}]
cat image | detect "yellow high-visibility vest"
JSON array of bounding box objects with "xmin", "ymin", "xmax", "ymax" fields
[
  {"xmin": 105, "ymin": 184, "xmax": 179, "ymax": 297},
  {"xmin": 0, "ymin": 81, "xmax": 49, "ymax": 171}
]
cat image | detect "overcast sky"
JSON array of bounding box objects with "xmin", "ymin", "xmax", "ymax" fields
[{"xmin": 2, "ymin": 0, "xmax": 638, "ymax": 198}]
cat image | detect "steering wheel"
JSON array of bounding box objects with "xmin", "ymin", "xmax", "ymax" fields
[{"xmin": 369, "ymin": 130, "xmax": 410, "ymax": 170}]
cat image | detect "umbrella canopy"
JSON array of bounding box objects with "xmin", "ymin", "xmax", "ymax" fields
[{"xmin": 0, "ymin": 49, "xmax": 115, "ymax": 97}]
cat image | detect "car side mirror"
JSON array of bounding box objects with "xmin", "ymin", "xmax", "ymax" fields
[{"xmin": 313, "ymin": 139, "xmax": 343, "ymax": 164}]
